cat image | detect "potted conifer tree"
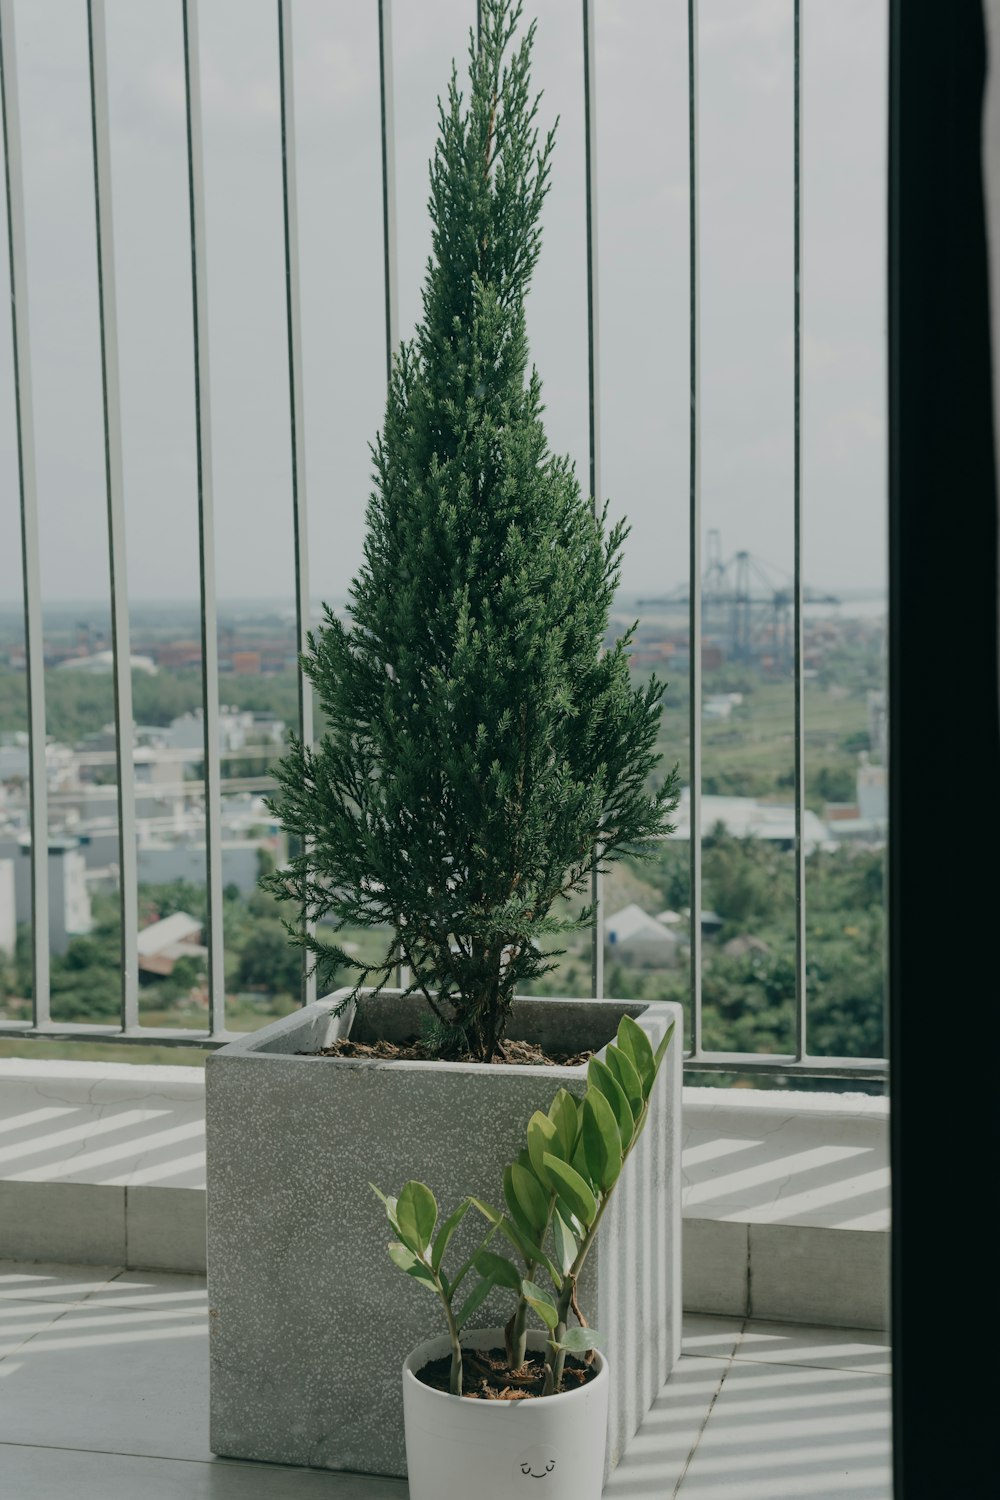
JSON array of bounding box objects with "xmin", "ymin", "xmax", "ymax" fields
[{"xmin": 206, "ymin": 0, "xmax": 682, "ymax": 1481}]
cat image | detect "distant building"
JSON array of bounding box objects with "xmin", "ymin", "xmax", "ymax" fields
[
  {"xmin": 55, "ymin": 650, "xmax": 157, "ymax": 675},
  {"xmin": 857, "ymin": 757, "xmax": 887, "ymax": 821},
  {"xmin": 160, "ymin": 708, "xmax": 285, "ymax": 756},
  {"xmin": 867, "ymin": 690, "xmax": 887, "ymax": 760},
  {"xmin": 229, "ymin": 651, "xmax": 261, "ymax": 675},
  {"xmin": 0, "ymin": 734, "xmax": 30, "ymax": 782},
  {"xmin": 137, "ymin": 912, "xmax": 207, "ymax": 978},
  {"xmin": 137, "ymin": 838, "xmax": 267, "ymax": 895},
  {"xmin": 605, "ymin": 904, "xmax": 682, "ymax": 968},
  {"xmin": 669, "ymin": 788, "xmax": 832, "ymax": 853},
  {"xmin": 703, "ymin": 693, "xmax": 744, "ymax": 721},
  {"xmin": 0, "ymin": 835, "xmax": 92, "ymax": 955},
  {"xmin": 681, "ymin": 907, "xmax": 724, "ymax": 936}
]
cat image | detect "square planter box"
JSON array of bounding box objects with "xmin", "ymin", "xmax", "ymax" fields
[{"xmin": 206, "ymin": 989, "xmax": 682, "ymax": 1479}]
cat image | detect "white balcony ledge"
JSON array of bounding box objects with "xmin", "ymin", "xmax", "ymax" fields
[{"xmin": 0, "ymin": 1059, "xmax": 889, "ymax": 1330}]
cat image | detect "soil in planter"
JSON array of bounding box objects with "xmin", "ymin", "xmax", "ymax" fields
[
  {"xmin": 300, "ymin": 1037, "xmax": 594, "ymax": 1067},
  {"xmin": 415, "ymin": 1346, "xmax": 598, "ymax": 1401}
]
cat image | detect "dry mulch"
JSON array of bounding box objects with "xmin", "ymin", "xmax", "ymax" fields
[
  {"xmin": 301, "ymin": 1036, "xmax": 593, "ymax": 1067},
  {"xmin": 415, "ymin": 1345, "xmax": 596, "ymax": 1400}
]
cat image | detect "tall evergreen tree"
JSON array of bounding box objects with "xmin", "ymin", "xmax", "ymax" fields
[{"xmin": 265, "ymin": 0, "xmax": 678, "ymax": 1060}]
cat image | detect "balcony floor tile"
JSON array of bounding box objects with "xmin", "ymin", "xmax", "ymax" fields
[
  {"xmin": 0, "ymin": 1259, "xmax": 124, "ymax": 1304},
  {"xmin": 735, "ymin": 1320, "xmax": 891, "ymax": 1375},
  {"xmin": 0, "ymin": 1268, "xmax": 892, "ymax": 1497},
  {"xmin": 0, "ymin": 1447, "xmax": 407, "ymax": 1498},
  {"xmin": 670, "ymin": 1359, "xmax": 892, "ymax": 1498}
]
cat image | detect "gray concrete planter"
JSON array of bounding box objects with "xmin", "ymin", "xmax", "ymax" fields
[{"xmin": 205, "ymin": 989, "xmax": 682, "ymax": 1479}]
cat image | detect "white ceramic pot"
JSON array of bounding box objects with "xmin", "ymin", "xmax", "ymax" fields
[{"xmin": 402, "ymin": 1327, "xmax": 609, "ymax": 1500}]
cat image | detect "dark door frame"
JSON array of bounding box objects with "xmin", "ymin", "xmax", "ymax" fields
[{"xmin": 889, "ymin": 3, "xmax": 998, "ymax": 1494}]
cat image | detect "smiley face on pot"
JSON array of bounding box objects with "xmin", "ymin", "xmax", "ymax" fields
[{"xmin": 514, "ymin": 1446, "xmax": 559, "ymax": 1482}]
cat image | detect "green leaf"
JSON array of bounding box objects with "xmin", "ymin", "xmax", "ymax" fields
[
  {"xmin": 432, "ymin": 1198, "xmax": 470, "ymax": 1272},
  {"xmin": 547, "ymin": 1088, "xmax": 580, "ymax": 1159},
  {"xmin": 395, "ymin": 1181, "xmax": 437, "ymax": 1255},
  {"xmin": 552, "ymin": 1326, "xmax": 603, "ymax": 1354},
  {"xmin": 617, "ymin": 1014, "xmax": 656, "ymax": 1097},
  {"xmin": 387, "ymin": 1240, "xmax": 437, "ymax": 1291},
  {"xmin": 503, "ymin": 1164, "xmax": 538, "ymax": 1241},
  {"xmin": 587, "ymin": 1057, "xmax": 634, "ymax": 1152},
  {"xmin": 604, "ymin": 1043, "xmax": 644, "ymax": 1120},
  {"xmin": 511, "ymin": 1162, "xmax": 550, "ymax": 1233},
  {"xmin": 583, "ymin": 1088, "xmax": 623, "ymax": 1193},
  {"xmin": 542, "ymin": 1152, "xmax": 598, "ymax": 1228},
  {"xmin": 474, "ymin": 1250, "xmax": 523, "ymax": 1291},
  {"xmin": 455, "ymin": 1275, "xmax": 495, "ymax": 1331},
  {"xmin": 521, "ymin": 1279, "xmax": 559, "ymax": 1331},
  {"xmin": 496, "ymin": 1216, "xmax": 564, "ymax": 1290},
  {"xmin": 370, "ymin": 1183, "xmax": 400, "ymax": 1234},
  {"xmin": 653, "ymin": 1019, "xmax": 677, "ymax": 1076},
  {"xmin": 571, "ymin": 1131, "xmax": 597, "ymax": 1189},
  {"xmin": 552, "ymin": 1208, "xmax": 578, "ymax": 1277},
  {"xmin": 469, "ymin": 1197, "xmax": 503, "ymax": 1225},
  {"xmin": 527, "ymin": 1111, "xmax": 559, "ymax": 1187}
]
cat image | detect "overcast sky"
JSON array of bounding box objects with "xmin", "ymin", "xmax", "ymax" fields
[{"xmin": 0, "ymin": 0, "xmax": 888, "ymax": 613}]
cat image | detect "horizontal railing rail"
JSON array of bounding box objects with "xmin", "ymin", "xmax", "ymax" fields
[{"xmin": 0, "ymin": 0, "xmax": 888, "ymax": 1079}]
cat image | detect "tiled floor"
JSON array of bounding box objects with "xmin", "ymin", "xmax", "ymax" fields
[{"xmin": 0, "ymin": 1262, "xmax": 891, "ymax": 1498}]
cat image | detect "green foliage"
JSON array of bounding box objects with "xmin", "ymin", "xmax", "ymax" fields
[
  {"xmin": 376, "ymin": 1011, "xmax": 675, "ymax": 1399},
  {"xmin": 702, "ymin": 825, "xmax": 780, "ymax": 927},
  {"xmin": 373, "ymin": 1181, "xmax": 503, "ymax": 1396},
  {"xmin": 264, "ymin": 0, "xmax": 677, "ymax": 1061},
  {"xmin": 236, "ymin": 920, "xmax": 303, "ymax": 997},
  {"xmin": 630, "ymin": 840, "xmax": 886, "ymax": 1068}
]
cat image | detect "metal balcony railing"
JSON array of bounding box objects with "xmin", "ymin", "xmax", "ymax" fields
[{"xmin": 0, "ymin": 0, "xmax": 887, "ymax": 1080}]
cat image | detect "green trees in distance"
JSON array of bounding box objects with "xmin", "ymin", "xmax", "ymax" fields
[
  {"xmin": 265, "ymin": 0, "xmax": 676, "ymax": 1061},
  {"xmin": 606, "ymin": 838, "xmax": 886, "ymax": 1070},
  {"xmin": 0, "ymin": 838, "xmax": 884, "ymax": 1075}
]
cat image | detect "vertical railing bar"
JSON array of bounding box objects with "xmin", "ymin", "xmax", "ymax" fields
[
  {"xmin": 87, "ymin": 0, "xmax": 139, "ymax": 1033},
  {"xmin": 181, "ymin": 0, "xmax": 225, "ymax": 1035},
  {"xmin": 583, "ymin": 0, "xmax": 604, "ymax": 1001},
  {"xmin": 792, "ymin": 0, "xmax": 807, "ymax": 1059},
  {"xmin": 378, "ymin": 0, "xmax": 404, "ymax": 991},
  {"xmin": 0, "ymin": 0, "xmax": 50, "ymax": 1028},
  {"xmin": 277, "ymin": 0, "xmax": 316, "ymax": 1008},
  {"xmin": 378, "ymin": 0, "xmax": 398, "ymax": 384},
  {"xmin": 687, "ymin": 0, "xmax": 703, "ymax": 1057}
]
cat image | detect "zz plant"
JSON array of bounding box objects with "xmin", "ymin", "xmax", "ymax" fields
[{"xmin": 375, "ymin": 1013, "xmax": 675, "ymax": 1398}]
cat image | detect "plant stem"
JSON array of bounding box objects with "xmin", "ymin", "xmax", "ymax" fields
[
  {"xmin": 437, "ymin": 1278, "xmax": 464, "ymax": 1397},
  {"xmin": 445, "ymin": 1304, "xmax": 463, "ymax": 1397},
  {"xmin": 509, "ymin": 1295, "xmax": 530, "ymax": 1368}
]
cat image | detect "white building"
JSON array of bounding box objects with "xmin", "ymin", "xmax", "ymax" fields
[
  {"xmin": 0, "ymin": 835, "xmax": 92, "ymax": 955},
  {"xmin": 160, "ymin": 709, "xmax": 285, "ymax": 756},
  {"xmin": 55, "ymin": 650, "xmax": 157, "ymax": 675},
  {"xmin": 605, "ymin": 904, "xmax": 683, "ymax": 968},
  {"xmin": 857, "ymin": 758, "xmax": 888, "ymax": 821},
  {"xmin": 136, "ymin": 912, "xmax": 207, "ymax": 977},
  {"xmin": 669, "ymin": 787, "xmax": 833, "ymax": 854}
]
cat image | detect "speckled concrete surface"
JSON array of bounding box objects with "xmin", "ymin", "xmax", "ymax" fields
[{"xmin": 205, "ymin": 992, "xmax": 682, "ymax": 1481}]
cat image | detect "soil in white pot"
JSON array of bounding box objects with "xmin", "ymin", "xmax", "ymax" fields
[{"xmin": 414, "ymin": 1344, "xmax": 599, "ymax": 1401}]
